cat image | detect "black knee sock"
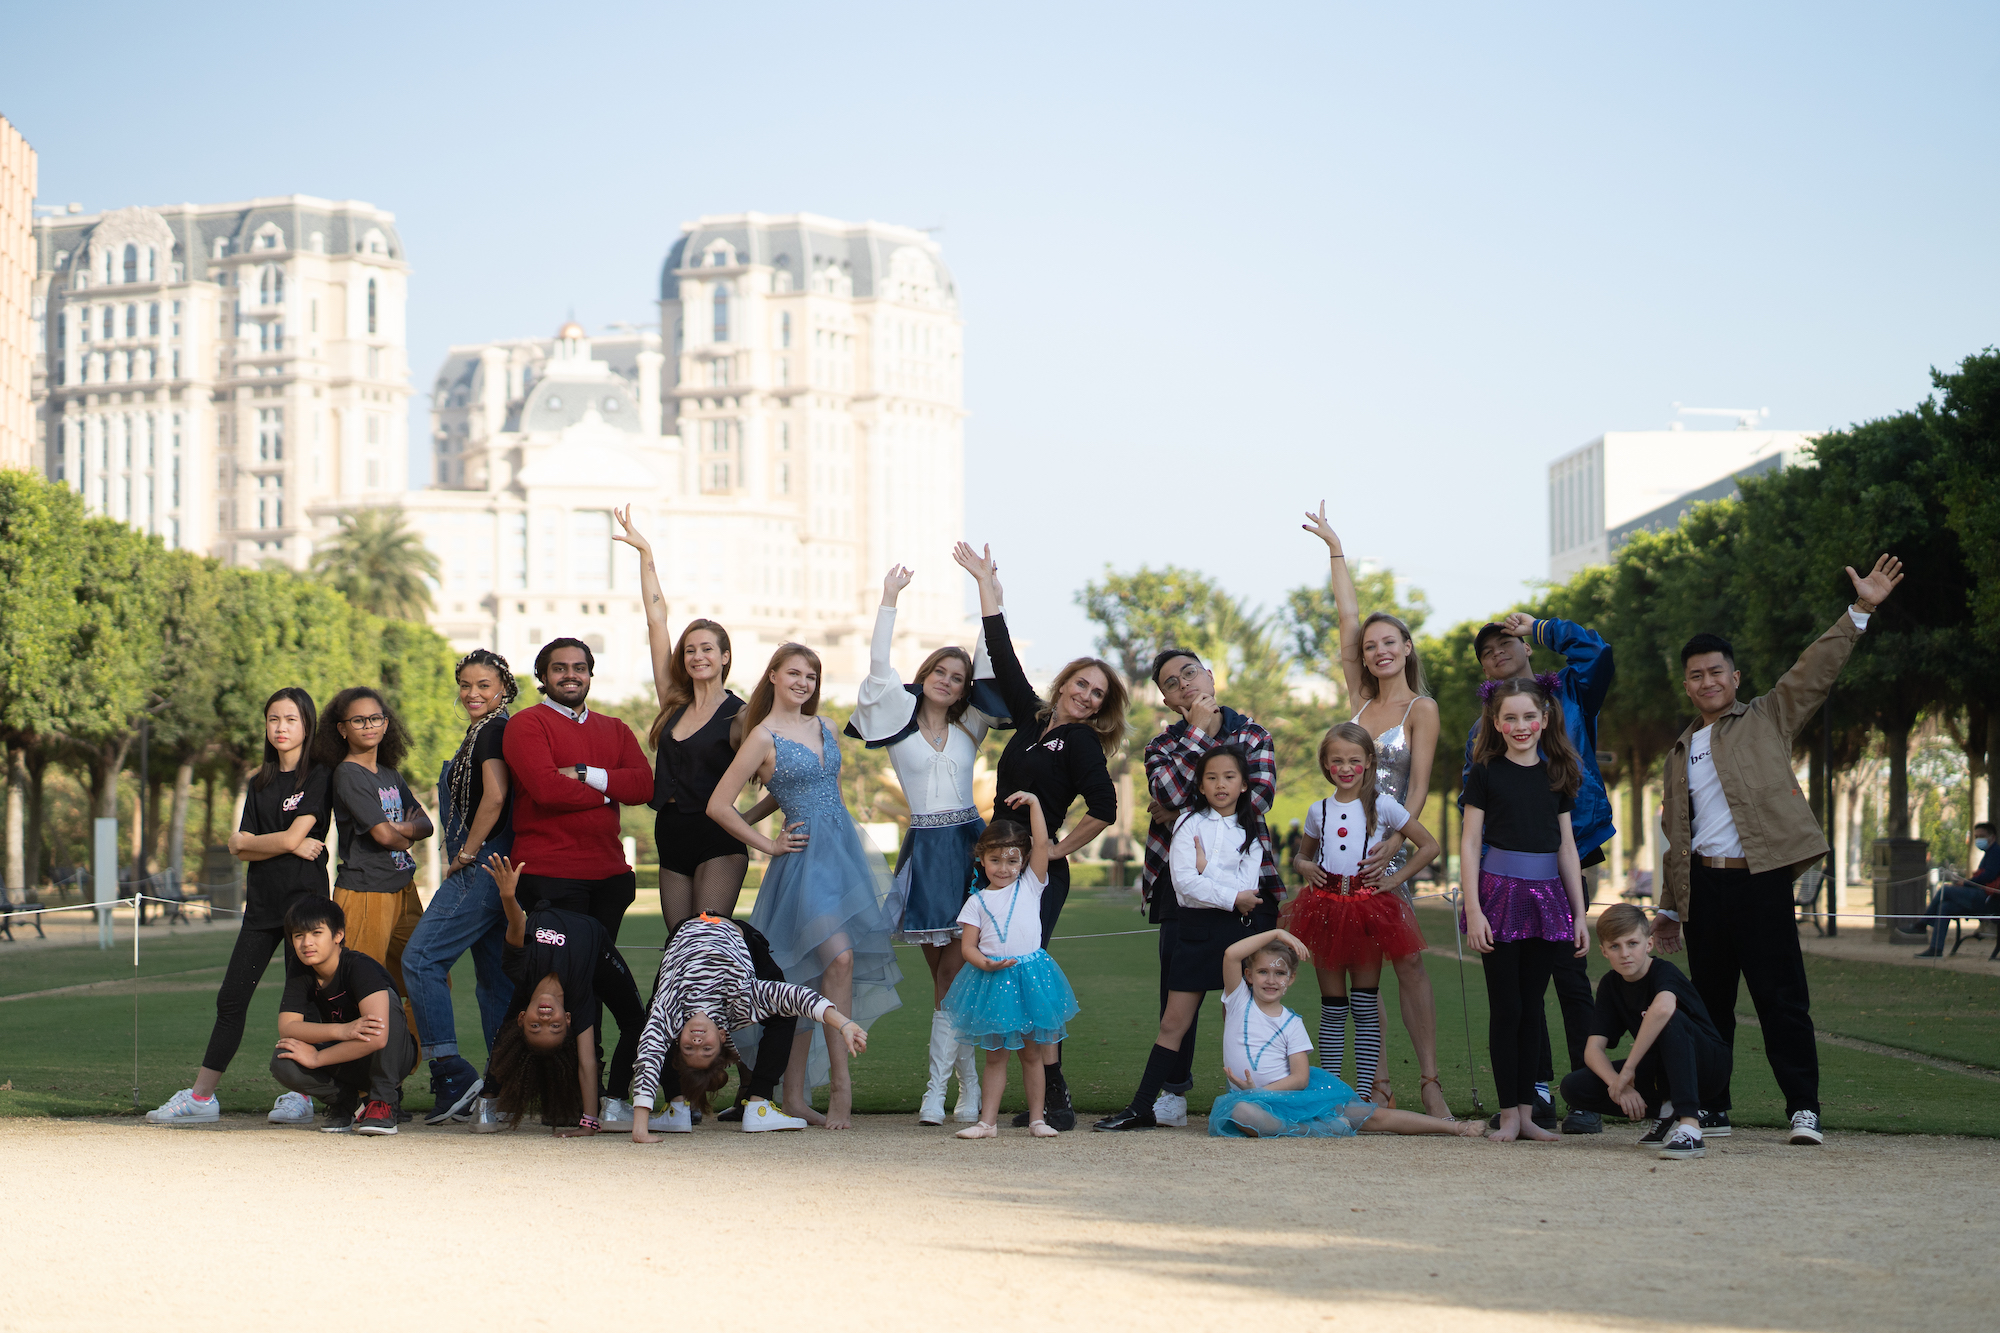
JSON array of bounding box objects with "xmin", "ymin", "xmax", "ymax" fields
[{"xmin": 1130, "ymin": 1043, "xmax": 1179, "ymax": 1113}]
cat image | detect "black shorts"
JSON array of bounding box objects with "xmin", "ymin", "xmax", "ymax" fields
[
  {"xmin": 1166, "ymin": 904, "xmax": 1277, "ymax": 993},
  {"xmin": 655, "ymin": 805, "xmax": 747, "ymax": 876}
]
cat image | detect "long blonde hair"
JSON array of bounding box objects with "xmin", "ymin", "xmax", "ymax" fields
[
  {"xmin": 649, "ymin": 618, "xmax": 732, "ymax": 749},
  {"xmin": 731, "ymin": 643, "xmax": 823, "ymax": 748},
  {"xmin": 1036, "ymin": 656, "xmax": 1128, "ymax": 758},
  {"xmin": 1356, "ymin": 611, "xmax": 1427, "ymax": 701}
]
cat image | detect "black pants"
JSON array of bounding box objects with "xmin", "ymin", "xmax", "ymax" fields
[
  {"xmin": 1559, "ymin": 1018, "xmax": 1731, "ymax": 1120},
  {"xmin": 595, "ymin": 940, "xmax": 647, "ymax": 1101},
  {"xmin": 202, "ymin": 922, "xmax": 300, "ymax": 1072},
  {"xmin": 517, "ymin": 870, "xmax": 638, "ymax": 948},
  {"xmin": 1037, "ymin": 856, "xmax": 1071, "ymax": 949},
  {"xmin": 686, "ymin": 921, "xmax": 796, "ymax": 1105},
  {"xmin": 271, "ymin": 1003, "xmax": 418, "ymax": 1106},
  {"xmin": 1538, "ymin": 950, "xmax": 1595, "ymax": 1087},
  {"xmin": 1685, "ymin": 863, "xmax": 1819, "ymax": 1115},
  {"xmin": 1482, "ymin": 937, "xmax": 1567, "ymax": 1107},
  {"xmin": 1157, "ymin": 917, "xmax": 1197, "ymax": 1096}
]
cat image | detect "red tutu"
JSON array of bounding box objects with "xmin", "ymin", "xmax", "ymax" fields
[{"xmin": 1284, "ymin": 882, "xmax": 1426, "ymax": 970}]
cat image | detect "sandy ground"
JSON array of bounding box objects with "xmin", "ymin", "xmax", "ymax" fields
[{"xmin": 2, "ymin": 1116, "xmax": 1988, "ymax": 1333}]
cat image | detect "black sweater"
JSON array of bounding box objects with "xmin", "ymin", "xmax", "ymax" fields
[{"xmin": 983, "ymin": 612, "xmax": 1118, "ymax": 842}]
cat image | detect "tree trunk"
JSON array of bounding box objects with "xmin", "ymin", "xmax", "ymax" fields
[
  {"xmin": 1884, "ymin": 719, "xmax": 1911, "ymax": 840},
  {"xmin": 1626, "ymin": 747, "xmax": 1646, "ymax": 856},
  {"xmin": 142, "ymin": 774, "xmax": 166, "ymax": 876},
  {"xmin": 5, "ymin": 746, "xmax": 24, "ymax": 899},
  {"xmin": 1988, "ymin": 711, "xmax": 2000, "ymax": 829},
  {"xmin": 24, "ymin": 752, "xmax": 46, "ymax": 891},
  {"xmin": 168, "ymin": 760, "xmax": 194, "ymax": 888},
  {"xmin": 230, "ymin": 771, "xmax": 251, "ymax": 853},
  {"xmin": 201, "ymin": 772, "xmax": 216, "ymax": 848},
  {"xmin": 91, "ymin": 737, "xmax": 134, "ymax": 821}
]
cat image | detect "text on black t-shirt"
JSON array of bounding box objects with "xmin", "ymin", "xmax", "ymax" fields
[
  {"xmin": 502, "ymin": 907, "xmax": 610, "ymax": 1026},
  {"xmin": 280, "ymin": 947, "xmax": 398, "ymax": 1026},
  {"xmin": 1462, "ymin": 757, "xmax": 1574, "ymax": 854},
  {"xmin": 240, "ymin": 764, "xmax": 332, "ymax": 907}
]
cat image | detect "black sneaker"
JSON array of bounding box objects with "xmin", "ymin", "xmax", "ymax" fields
[
  {"xmin": 321, "ymin": 1090, "xmax": 360, "ymax": 1134},
  {"xmin": 1637, "ymin": 1116, "xmax": 1674, "ymax": 1145},
  {"xmin": 1042, "ymin": 1067, "xmax": 1077, "ymax": 1132},
  {"xmin": 1657, "ymin": 1125, "xmax": 1705, "ymax": 1159},
  {"xmin": 716, "ymin": 1103, "xmax": 745, "ymax": 1123},
  {"xmin": 1698, "ymin": 1109, "xmax": 1731, "ymax": 1137},
  {"xmin": 423, "ymin": 1056, "xmax": 484, "ymax": 1126},
  {"xmin": 1560, "ymin": 1109, "xmax": 1603, "ymax": 1135},
  {"xmin": 1092, "ymin": 1106, "xmax": 1158, "ymax": 1132},
  {"xmin": 1788, "ymin": 1109, "xmax": 1824, "ymax": 1145}
]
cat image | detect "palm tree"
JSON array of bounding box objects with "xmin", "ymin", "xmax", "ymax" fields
[{"xmin": 310, "ymin": 507, "xmax": 441, "ymax": 620}]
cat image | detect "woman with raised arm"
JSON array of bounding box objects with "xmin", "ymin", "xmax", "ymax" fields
[
  {"xmin": 956, "ymin": 542, "xmax": 1124, "ymax": 1131},
  {"xmin": 613, "ymin": 507, "xmax": 759, "ymax": 926},
  {"xmin": 706, "ymin": 644, "xmax": 902, "ymax": 1129},
  {"xmin": 1303, "ymin": 502, "xmax": 1451, "ymax": 1120},
  {"xmin": 848, "ymin": 563, "xmax": 1007, "ymax": 1126}
]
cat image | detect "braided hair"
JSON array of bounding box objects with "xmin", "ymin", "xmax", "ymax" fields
[{"xmin": 448, "ymin": 649, "xmax": 518, "ymax": 843}]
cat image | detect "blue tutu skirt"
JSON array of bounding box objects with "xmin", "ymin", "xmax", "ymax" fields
[
  {"xmin": 1209, "ymin": 1067, "xmax": 1370, "ymax": 1138},
  {"xmin": 941, "ymin": 949, "xmax": 1078, "ymax": 1051},
  {"xmin": 888, "ymin": 817, "xmax": 981, "ymax": 944}
]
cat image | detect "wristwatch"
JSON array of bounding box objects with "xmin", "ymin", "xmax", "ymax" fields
[{"xmin": 573, "ymin": 764, "xmax": 587, "ymax": 780}]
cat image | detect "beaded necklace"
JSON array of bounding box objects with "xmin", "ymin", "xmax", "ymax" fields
[
  {"xmin": 1241, "ymin": 998, "xmax": 1298, "ymax": 1074},
  {"xmin": 977, "ymin": 880, "xmax": 1024, "ymax": 946}
]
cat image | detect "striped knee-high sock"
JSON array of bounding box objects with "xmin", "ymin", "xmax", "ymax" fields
[
  {"xmin": 1351, "ymin": 987, "xmax": 1384, "ymax": 1098},
  {"xmin": 1318, "ymin": 996, "xmax": 1350, "ymax": 1077}
]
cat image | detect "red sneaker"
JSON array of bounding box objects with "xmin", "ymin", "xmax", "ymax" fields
[{"xmin": 353, "ymin": 1099, "xmax": 399, "ymax": 1135}]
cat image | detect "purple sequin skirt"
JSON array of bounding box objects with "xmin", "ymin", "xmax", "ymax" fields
[{"xmin": 1460, "ymin": 848, "xmax": 1574, "ymax": 944}]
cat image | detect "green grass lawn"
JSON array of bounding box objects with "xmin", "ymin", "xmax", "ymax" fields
[{"xmin": 3, "ymin": 892, "xmax": 1996, "ymax": 1135}]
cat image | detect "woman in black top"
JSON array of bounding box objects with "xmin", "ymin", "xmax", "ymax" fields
[
  {"xmin": 615, "ymin": 508, "xmax": 749, "ymax": 926},
  {"xmin": 146, "ymin": 687, "xmax": 333, "ymax": 1125},
  {"xmin": 954, "ymin": 543, "xmax": 1125, "ymax": 1128}
]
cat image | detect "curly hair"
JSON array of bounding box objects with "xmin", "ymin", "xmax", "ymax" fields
[
  {"xmin": 312, "ymin": 686, "xmax": 412, "ymax": 770},
  {"xmin": 1471, "ymin": 676, "xmax": 1582, "ymax": 798},
  {"xmin": 447, "ymin": 651, "xmax": 516, "ymax": 845},
  {"xmin": 486, "ymin": 1020, "xmax": 584, "ymax": 1129}
]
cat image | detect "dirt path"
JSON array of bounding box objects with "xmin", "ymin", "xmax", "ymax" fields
[{"xmin": 1, "ymin": 1116, "xmax": 1987, "ymax": 1331}]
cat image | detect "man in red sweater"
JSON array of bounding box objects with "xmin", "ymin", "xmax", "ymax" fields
[{"xmin": 503, "ymin": 639, "xmax": 653, "ymax": 947}]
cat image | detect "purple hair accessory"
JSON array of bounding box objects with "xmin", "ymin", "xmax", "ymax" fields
[{"xmin": 1479, "ymin": 672, "xmax": 1563, "ymax": 704}]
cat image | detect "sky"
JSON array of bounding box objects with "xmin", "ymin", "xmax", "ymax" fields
[{"xmin": 8, "ymin": 1, "xmax": 1997, "ymax": 670}]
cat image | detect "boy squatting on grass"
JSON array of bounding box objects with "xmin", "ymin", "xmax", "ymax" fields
[
  {"xmin": 269, "ymin": 896, "xmax": 420, "ymax": 1135},
  {"xmin": 1559, "ymin": 903, "xmax": 1732, "ymax": 1160}
]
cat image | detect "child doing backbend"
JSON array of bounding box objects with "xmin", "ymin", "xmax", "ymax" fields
[
  {"xmin": 1210, "ymin": 929, "xmax": 1481, "ymax": 1139},
  {"xmin": 1288, "ymin": 722, "xmax": 1441, "ymax": 1107},
  {"xmin": 941, "ymin": 792, "xmax": 1080, "ymax": 1138},
  {"xmin": 1460, "ymin": 676, "xmax": 1592, "ymax": 1142}
]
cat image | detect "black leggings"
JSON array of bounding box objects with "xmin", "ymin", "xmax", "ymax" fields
[
  {"xmin": 691, "ymin": 921, "xmax": 796, "ymax": 1105},
  {"xmin": 201, "ymin": 922, "xmax": 300, "ymax": 1072},
  {"xmin": 1482, "ymin": 937, "xmax": 1567, "ymax": 1107},
  {"xmin": 1559, "ymin": 1019, "xmax": 1731, "ymax": 1121}
]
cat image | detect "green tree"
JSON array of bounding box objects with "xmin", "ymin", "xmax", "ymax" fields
[
  {"xmin": 0, "ymin": 474, "xmax": 88, "ymax": 890},
  {"xmin": 310, "ymin": 506, "xmax": 441, "ymax": 620},
  {"xmin": 1928, "ymin": 347, "xmax": 2000, "ymax": 826},
  {"xmin": 1284, "ymin": 565, "xmax": 1432, "ymax": 685}
]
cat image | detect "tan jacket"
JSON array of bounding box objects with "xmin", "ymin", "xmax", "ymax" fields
[{"xmin": 1660, "ymin": 611, "xmax": 1863, "ymax": 921}]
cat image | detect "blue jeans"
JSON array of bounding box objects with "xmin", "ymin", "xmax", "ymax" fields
[
  {"xmin": 1923, "ymin": 884, "xmax": 1998, "ymax": 954},
  {"xmin": 402, "ymin": 825, "xmax": 514, "ymax": 1061}
]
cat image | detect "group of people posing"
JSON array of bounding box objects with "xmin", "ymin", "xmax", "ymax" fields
[{"xmin": 145, "ymin": 503, "xmax": 1908, "ymax": 1153}]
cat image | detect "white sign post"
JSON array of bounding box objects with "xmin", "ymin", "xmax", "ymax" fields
[{"xmin": 94, "ymin": 816, "xmax": 118, "ymax": 951}]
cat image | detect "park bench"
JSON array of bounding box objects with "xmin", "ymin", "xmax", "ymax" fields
[
  {"xmin": 0, "ymin": 886, "xmax": 46, "ymax": 941},
  {"xmin": 135, "ymin": 870, "xmax": 212, "ymax": 925},
  {"xmin": 1794, "ymin": 865, "xmax": 1826, "ymax": 936}
]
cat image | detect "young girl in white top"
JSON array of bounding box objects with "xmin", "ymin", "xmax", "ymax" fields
[
  {"xmin": 940, "ymin": 792, "xmax": 1079, "ymax": 1138},
  {"xmin": 1097, "ymin": 745, "xmax": 1276, "ymax": 1132},
  {"xmin": 1210, "ymin": 927, "xmax": 1483, "ymax": 1139},
  {"xmin": 1288, "ymin": 722, "xmax": 1441, "ymax": 1106}
]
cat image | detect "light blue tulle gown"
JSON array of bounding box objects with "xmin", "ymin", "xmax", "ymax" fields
[{"xmin": 744, "ymin": 717, "xmax": 903, "ymax": 1090}]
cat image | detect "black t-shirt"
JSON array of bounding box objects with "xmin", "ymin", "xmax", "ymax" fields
[
  {"xmin": 1591, "ymin": 957, "xmax": 1721, "ymax": 1047},
  {"xmin": 239, "ymin": 764, "xmax": 332, "ymax": 925},
  {"xmin": 447, "ymin": 716, "xmax": 511, "ymax": 845},
  {"xmin": 502, "ymin": 907, "xmax": 610, "ymax": 1026},
  {"xmin": 1462, "ymin": 758, "xmax": 1573, "ymax": 853},
  {"xmin": 280, "ymin": 947, "xmax": 398, "ymax": 1026},
  {"xmin": 651, "ymin": 692, "xmax": 745, "ymax": 811}
]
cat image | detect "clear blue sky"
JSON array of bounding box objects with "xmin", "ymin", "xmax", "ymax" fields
[{"xmin": 8, "ymin": 1, "xmax": 1996, "ymax": 670}]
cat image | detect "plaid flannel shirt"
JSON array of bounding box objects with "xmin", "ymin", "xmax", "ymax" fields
[{"xmin": 1140, "ymin": 706, "xmax": 1281, "ymax": 908}]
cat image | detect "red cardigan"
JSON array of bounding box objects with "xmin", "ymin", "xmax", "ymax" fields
[{"xmin": 502, "ymin": 703, "xmax": 653, "ymax": 880}]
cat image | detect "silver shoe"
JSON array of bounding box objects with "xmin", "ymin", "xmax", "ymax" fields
[{"xmin": 469, "ymin": 1096, "xmax": 507, "ymax": 1134}]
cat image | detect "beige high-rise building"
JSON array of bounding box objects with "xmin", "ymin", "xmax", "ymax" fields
[
  {"xmin": 387, "ymin": 211, "xmax": 970, "ymax": 705},
  {"xmin": 0, "ymin": 117, "xmax": 34, "ymax": 471},
  {"xmin": 30, "ymin": 196, "xmax": 409, "ymax": 562}
]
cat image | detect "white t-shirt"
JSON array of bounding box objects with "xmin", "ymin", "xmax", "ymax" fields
[
  {"xmin": 1303, "ymin": 793, "xmax": 1412, "ymax": 876},
  {"xmin": 1686, "ymin": 725, "xmax": 1744, "ymax": 858},
  {"xmin": 955, "ymin": 868, "xmax": 1047, "ymax": 960},
  {"xmin": 1221, "ymin": 981, "xmax": 1314, "ymax": 1089}
]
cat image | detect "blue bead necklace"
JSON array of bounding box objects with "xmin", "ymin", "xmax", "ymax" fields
[
  {"xmin": 1242, "ymin": 1000, "xmax": 1298, "ymax": 1074},
  {"xmin": 978, "ymin": 880, "xmax": 1024, "ymax": 946}
]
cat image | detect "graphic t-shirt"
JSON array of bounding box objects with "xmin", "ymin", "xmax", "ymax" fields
[
  {"xmin": 331, "ymin": 760, "xmax": 418, "ymax": 893},
  {"xmin": 1220, "ymin": 981, "xmax": 1313, "ymax": 1089},
  {"xmin": 501, "ymin": 907, "xmax": 610, "ymax": 1024},
  {"xmin": 1686, "ymin": 726, "xmax": 1744, "ymax": 858},
  {"xmin": 280, "ymin": 947, "xmax": 398, "ymax": 1026},
  {"xmin": 955, "ymin": 869, "xmax": 1048, "ymax": 960},
  {"xmin": 239, "ymin": 764, "xmax": 332, "ymax": 926}
]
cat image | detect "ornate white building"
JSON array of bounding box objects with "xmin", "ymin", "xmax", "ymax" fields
[
  {"xmin": 29, "ymin": 195, "xmax": 410, "ymax": 563},
  {"xmin": 389, "ymin": 211, "xmax": 970, "ymax": 705}
]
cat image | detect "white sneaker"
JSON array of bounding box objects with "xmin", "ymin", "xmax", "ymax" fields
[
  {"xmin": 661, "ymin": 1098, "xmax": 694, "ymax": 1133},
  {"xmin": 268, "ymin": 1092, "xmax": 314, "ymax": 1125},
  {"xmin": 598, "ymin": 1097, "xmax": 635, "ymax": 1130},
  {"xmin": 146, "ymin": 1088, "xmax": 220, "ymax": 1124},
  {"xmin": 1151, "ymin": 1093, "xmax": 1189, "ymax": 1127},
  {"xmin": 741, "ymin": 1097, "xmax": 808, "ymax": 1132},
  {"xmin": 1788, "ymin": 1110, "xmax": 1824, "ymax": 1145},
  {"xmin": 469, "ymin": 1096, "xmax": 507, "ymax": 1134}
]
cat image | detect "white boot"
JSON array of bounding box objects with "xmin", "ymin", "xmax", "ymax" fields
[
  {"xmin": 920, "ymin": 1010, "xmax": 953, "ymax": 1125},
  {"xmin": 952, "ymin": 1040, "xmax": 981, "ymax": 1123}
]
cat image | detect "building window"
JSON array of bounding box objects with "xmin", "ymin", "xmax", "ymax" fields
[
  {"xmin": 123, "ymin": 245, "xmax": 138, "ymax": 283},
  {"xmin": 260, "ymin": 266, "xmax": 284, "ymax": 306},
  {"xmin": 148, "ymin": 302, "xmax": 160, "ymax": 336},
  {"xmin": 309, "ymin": 298, "xmax": 317, "ymax": 333},
  {"xmin": 712, "ymin": 285, "xmax": 729, "ymax": 342},
  {"xmin": 367, "ymin": 279, "xmax": 377, "ymax": 334},
  {"xmin": 171, "ymin": 349, "xmax": 180, "ymax": 379},
  {"xmin": 570, "ymin": 510, "xmax": 613, "ymax": 592},
  {"xmin": 101, "ymin": 307, "xmax": 114, "ymax": 339},
  {"xmin": 780, "ymin": 312, "xmax": 791, "ymax": 348},
  {"xmin": 258, "ymin": 408, "xmax": 284, "ymax": 460},
  {"xmin": 123, "ymin": 305, "xmax": 135, "ymax": 337}
]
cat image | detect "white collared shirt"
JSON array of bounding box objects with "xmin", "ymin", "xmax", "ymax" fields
[{"xmin": 541, "ymin": 698, "xmax": 607, "ymax": 795}]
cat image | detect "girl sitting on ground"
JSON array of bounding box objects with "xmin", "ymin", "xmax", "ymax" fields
[
  {"xmin": 940, "ymin": 792, "xmax": 1080, "ymax": 1139},
  {"xmin": 1210, "ymin": 928, "xmax": 1482, "ymax": 1139}
]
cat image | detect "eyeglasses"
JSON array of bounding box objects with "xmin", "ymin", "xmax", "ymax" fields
[
  {"xmin": 1159, "ymin": 664, "xmax": 1206, "ymax": 690},
  {"xmin": 342, "ymin": 714, "xmax": 387, "ymax": 729}
]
